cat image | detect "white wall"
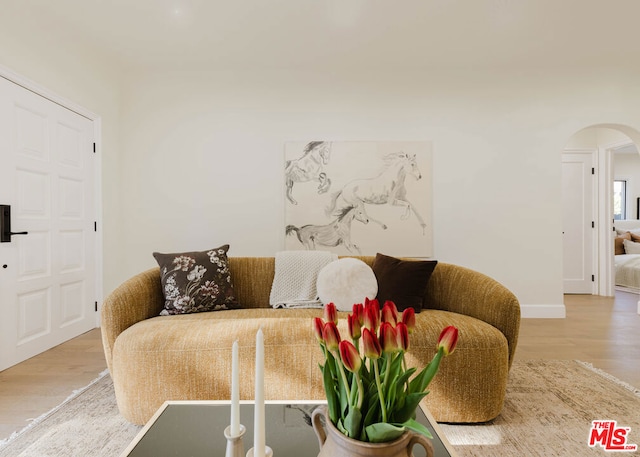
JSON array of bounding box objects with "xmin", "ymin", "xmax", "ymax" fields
[
  {"xmin": 565, "ymin": 127, "xmax": 633, "ymax": 150},
  {"xmin": 117, "ymin": 67, "xmax": 640, "ymax": 317},
  {"xmin": 5, "ymin": 8, "xmax": 640, "ymax": 317}
]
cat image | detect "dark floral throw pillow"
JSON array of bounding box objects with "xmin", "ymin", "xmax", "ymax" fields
[{"xmin": 153, "ymin": 245, "xmax": 239, "ymax": 315}]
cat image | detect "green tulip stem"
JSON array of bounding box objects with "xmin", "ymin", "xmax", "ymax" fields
[
  {"xmin": 401, "ymin": 353, "xmax": 409, "ymax": 391},
  {"xmin": 373, "ymin": 359, "xmax": 387, "ymax": 423},
  {"xmin": 355, "ymin": 372, "xmax": 364, "ymax": 409},
  {"xmin": 384, "ymin": 353, "xmax": 392, "ymax": 408},
  {"xmin": 335, "ymin": 354, "xmax": 352, "ymax": 401}
]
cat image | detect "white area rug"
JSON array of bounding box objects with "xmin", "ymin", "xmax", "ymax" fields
[
  {"xmin": 441, "ymin": 360, "xmax": 640, "ymax": 457},
  {"xmin": 0, "ymin": 370, "xmax": 141, "ymax": 457}
]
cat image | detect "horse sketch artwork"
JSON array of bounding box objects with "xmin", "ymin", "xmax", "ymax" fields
[
  {"xmin": 284, "ymin": 141, "xmax": 433, "ymax": 257},
  {"xmin": 325, "ymin": 151, "xmax": 427, "ymax": 234},
  {"xmin": 285, "ymin": 141, "xmax": 332, "ymax": 205},
  {"xmin": 286, "ymin": 204, "xmax": 370, "ymax": 254}
]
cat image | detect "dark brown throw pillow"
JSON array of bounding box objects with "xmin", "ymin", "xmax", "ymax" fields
[
  {"xmin": 372, "ymin": 253, "xmax": 437, "ymax": 312},
  {"xmin": 153, "ymin": 244, "xmax": 239, "ymax": 315}
]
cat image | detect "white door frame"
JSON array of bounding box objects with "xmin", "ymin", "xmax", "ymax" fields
[
  {"xmin": 597, "ymin": 142, "xmax": 614, "ymax": 297},
  {"xmin": 0, "ymin": 64, "xmax": 103, "ymax": 326}
]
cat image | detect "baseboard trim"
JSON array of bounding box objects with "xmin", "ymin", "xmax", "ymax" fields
[{"xmin": 521, "ymin": 304, "xmax": 566, "ymax": 318}]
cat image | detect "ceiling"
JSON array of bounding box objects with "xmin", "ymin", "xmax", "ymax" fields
[
  {"xmin": 614, "ymin": 144, "xmax": 639, "ymax": 155},
  {"xmin": 6, "ymin": 0, "xmax": 640, "ymax": 72}
]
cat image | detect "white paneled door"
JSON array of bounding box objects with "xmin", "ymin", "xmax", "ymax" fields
[
  {"xmin": 562, "ymin": 151, "xmax": 595, "ymax": 294},
  {"xmin": 0, "ymin": 76, "xmax": 97, "ymax": 371}
]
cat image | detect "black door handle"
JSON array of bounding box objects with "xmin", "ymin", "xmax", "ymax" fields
[{"xmin": 1, "ymin": 205, "xmax": 28, "ymax": 242}]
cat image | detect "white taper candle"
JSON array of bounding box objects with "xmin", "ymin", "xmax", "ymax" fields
[
  {"xmin": 254, "ymin": 328, "xmax": 265, "ymax": 457},
  {"xmin": 230, "ymin": 340, "xmax": 240, "ymax": 436}
]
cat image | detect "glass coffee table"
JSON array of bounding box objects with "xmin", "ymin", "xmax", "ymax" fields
[{"xmin": 120, "ymin": 400, "xmax": 457, "ymax": 457}]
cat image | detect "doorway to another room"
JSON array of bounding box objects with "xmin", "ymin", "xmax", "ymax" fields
[{"xmin": 562, "ymin": 125, "xmax": 640, "ymax": 314}]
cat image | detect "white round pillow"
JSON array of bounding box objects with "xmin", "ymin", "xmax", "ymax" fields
[{"xmin": 316, "ymin": 258, "xmax": 378, "ymax": 312}]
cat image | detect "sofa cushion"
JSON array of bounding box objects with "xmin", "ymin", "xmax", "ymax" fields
[
  {"xmin": 372, "ymin": 253, "xmax": 437, "ymax": 312},
  {"xmin": 316, "ymin": 258, "xmax": 378, "ymax": 311},
  {"xmin": 111, "ymin": 307, "xmax": 509, "ymax": 424},
  {"xmin": 153, "ymin": 244, "xmax": 239, "ymax": 315}
]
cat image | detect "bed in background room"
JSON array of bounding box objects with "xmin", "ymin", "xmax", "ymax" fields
[{"xmin": 614, "ymin": 220, "xmax": 640, "ymax": 293}]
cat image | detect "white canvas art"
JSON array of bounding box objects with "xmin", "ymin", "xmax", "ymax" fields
[{"xmin": 284, "ymin": 141, "xmax": 433, "ymax": 257}]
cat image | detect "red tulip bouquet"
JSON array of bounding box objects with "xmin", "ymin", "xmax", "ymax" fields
[{"xmin": 313, "ymin": 299, "xmax": 459, "ymax": 443}]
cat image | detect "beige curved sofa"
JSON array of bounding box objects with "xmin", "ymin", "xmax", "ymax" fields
[{"xmin": 101, "ymin": 256, "xmax": 520, "ymax": 425}]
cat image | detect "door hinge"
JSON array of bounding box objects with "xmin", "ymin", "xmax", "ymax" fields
[
  {"xmin": 95, "ymin": 301, "xmax": 98, "ymax": 312},
  {"xmin": 592, "ymin": 167, "xmax": 595, "ymax": 175},
  {"xmin": 592, "ymin": 221, "xmax": 595, "ymax": 228},
  {"xmin": 94, "ymin": 221, "xmax": 97, "ymax": 232},
  {"xmin": 592, "ymin": 275, "xmax": 595, "ymax": 282},
  {"xmin": 93, "ymin": 143, "xmax": 96, "ymax": 153}
]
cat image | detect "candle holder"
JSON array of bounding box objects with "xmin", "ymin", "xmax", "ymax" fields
[
  {"xmin": 246, "ymin": 445, "xmax": 273, "ymax": 457},
  {"xmin": 224, "ymin": 424, "xmax": 246, "ymax": 457}
]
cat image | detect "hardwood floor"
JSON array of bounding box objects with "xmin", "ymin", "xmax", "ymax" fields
[
  {"xmin": 515, "ymin": 290, "xmax": 640, "ymax": 388},
  {"xmin": 0, "ymin": 292, "xmax": 638, "ymax": 442},
  {"xmin": 0, "ymin": 328, "xmax": 107, "ymax": 441}
]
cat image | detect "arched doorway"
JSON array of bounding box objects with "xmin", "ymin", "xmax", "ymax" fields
[{"xmin": 562, "ymin": 124, "xmax": 640, "ymax": 304}]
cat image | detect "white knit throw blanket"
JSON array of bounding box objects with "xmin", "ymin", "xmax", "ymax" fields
[{"xmin": 269, "ymin": 250, "xmax": 338, "ymax": 308}]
